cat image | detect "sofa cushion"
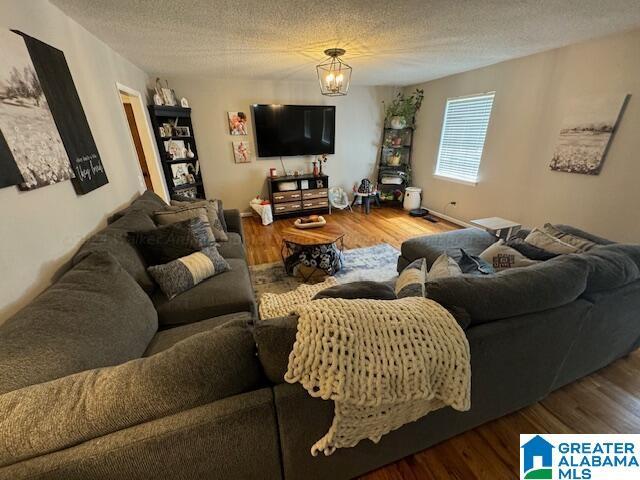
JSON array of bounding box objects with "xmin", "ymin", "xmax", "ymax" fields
[
  {"xmin": 425, "ymin": 255, "xmax": 589, "ymax": 325},
  {"xmin": 554, "ymin": 224, "xmax": 615, "ymax": 246},
  {"xmin": 0, "ymin": 321, "xmax": 261, "ymax": 467},
  {"xmin": 73, "ymin": 210, "xmax": 157, "ymax": 294},
  {"xmin": 580, "ymin": 244, "xmax": 640, "ymax": 294},
  {"xmin": 313, "ymin": 281, "xmax": 397, "ymax": 301},
  {"xmin": 108, "ymin": 190, "xmax": 169, "ymax": 224},
  {"xmin": 153, "ymin": 258, "xmax": 255, "ymax": 325},
  {"xmin": 129, "ymin": 217, "xmax": 214, "ymax": 266},
  {"xmin": 427, "ymin": 253, "xmax": 462, "ymax": 280},
  {"xmin": 149, "ymin": 246, "xmax": 231, "ymax": 300},
  {"xmin": 0, "ymin": 253, "xmax": 158, "ymax": 395},
  {"xmin": 400, "ymin": 228, "xmax": 497, "ymax": 269},
  {"xmin": 253, "ymin": 316, "xmax": 299, "ymax": 384},
  {"xmin": 216, "ymin": 232, "xmax": 245, "ymax": 259},
  {"xmin": 542, "ymin": 223, "xmax": 597, "ymax": 252},
  {"xmin": 144, "ymin": 312, "xmax": 254, "ymax": 356},
  {"xmin": 524, "ymin": 228, "xmax": 579, "ymax": 254}
]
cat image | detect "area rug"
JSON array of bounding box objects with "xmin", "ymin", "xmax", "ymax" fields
[{"xmin": 249, "ymin": 243, "xmax": 400, "ymax": 301}]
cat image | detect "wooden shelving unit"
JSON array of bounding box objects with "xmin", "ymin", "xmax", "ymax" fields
[{"xmin": 148, "ymin": 105, "xmax": 205, "ymax": 199}]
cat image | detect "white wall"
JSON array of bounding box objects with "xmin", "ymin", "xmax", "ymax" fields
[
  {"xmin": 163, "ymin": 77, "xmax": 396, "ymax": 210},
  {"xmin": 409, "ymin": 28, "xmax": 640, "ymax": 242},
  {"xmin": 0, "ymin": 0, "xmax": 150, "ymax": 323}
]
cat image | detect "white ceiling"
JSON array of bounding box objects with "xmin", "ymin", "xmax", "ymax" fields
[{"xmin": 51, "ymin": 0, "xmax": 640, "ymax": 86}]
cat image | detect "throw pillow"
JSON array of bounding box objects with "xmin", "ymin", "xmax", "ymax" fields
[
  {"xmin": 129, "ymin": 218, "xmax": 213, "ymax": 265},
  {"xmin": 172, "ymin": 197, "xmax": 227, "ymax": 232},
  {"xmin": 154, "ymin": 206, "xmax": 217, "ymax": 244},
  {"xmin": 542, "ymin": 223, "xmax": 597, "ymax": 252},
  {"xmin": 479, "ymin": 240, "xmax": 540, "ymax": 271},
  {"xmin": 457, "ymin": 249, "xmax": 495, "ymax": 275},
  {"xmin": 148, "ymin": 246, "xmax": 231, "ymax": 299},
  {"xmin": 427, "ymin": 253, "xmax": 462, "ymax": 281},
  {"xmin": 170, "ymin": 199, "xmax": 229, "ymax": 240},
  {"xmin": 506, "ymin": 238, "xmax": 559, "ymax": 261},
  {"xmin": 524, "ymin": 228, "xmax": 579, "ymax": 255},
  {"xmin": 395, "ymin": 258, "xmax": 427, "ymax": 298},
  {"xmin": 313, "ymin": 281, "xmax": 397, "ymax": 301}
]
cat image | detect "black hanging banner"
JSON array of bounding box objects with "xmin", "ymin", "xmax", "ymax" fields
[{"xmin": 17, "ymin": 31, "xmax": 108, "ymax": 194}]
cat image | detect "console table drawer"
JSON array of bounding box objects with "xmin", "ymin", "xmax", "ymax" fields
[
  {"xmin": 273, "ymin": 191, "xmax": 302, "ymax": 203},
  {"xmin": 273, "ymin": 201, "xmax": 302, "ymax": 214},
  {"xmin": 302, "ymin": 188, "xmax": 328, "ymax": 200},
  {"xmin": 302, "ymin": 198, "xmax": 329, "ymax": 210}
]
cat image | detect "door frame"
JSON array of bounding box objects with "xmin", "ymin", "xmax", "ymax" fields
[{"xmin": 115, "ymin": 82, "xmax": 169, "ymax": 201}]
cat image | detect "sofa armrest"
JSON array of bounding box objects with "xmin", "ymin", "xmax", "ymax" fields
[
  {"xmin": 0, "ymin": 389, "xmax": 282, "ymax": 480},
  {"xmin": 224, "ymin": 209, "xmax": 244, "ymax": 242}
]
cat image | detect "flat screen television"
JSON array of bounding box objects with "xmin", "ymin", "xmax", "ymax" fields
[{"xmin": 252, "ymin": 104, "xmax": 335, "ymax": 157}]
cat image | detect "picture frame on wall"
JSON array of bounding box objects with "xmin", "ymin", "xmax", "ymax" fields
[
  {"xmin": 228, "ymin": 111, "xmax": 248, "ymax": 135},
  {"xmin": 232, "ymin": 140, "xmax": 251, "ymax": 163}
]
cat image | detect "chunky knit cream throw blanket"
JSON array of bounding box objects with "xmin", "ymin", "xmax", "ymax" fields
[{"xmin": 284, "ymin": 296, "xmax": 471, "ymax": 456}]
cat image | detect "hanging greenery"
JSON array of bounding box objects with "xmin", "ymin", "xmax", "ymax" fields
[{"xmin": 384, "ymin": 88, "xmax": 425, "ymax": 126}]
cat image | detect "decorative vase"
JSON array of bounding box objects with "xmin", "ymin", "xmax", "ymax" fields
[
  {"xmin": 312, "ymin": 161, "xmax": 319, "ymax": 176},
  {"xmin": 390, "ymin": 116, "xmax": 407, "ymax": 129},
  {"xmin": 186, "ymin": 143, "xmax": 195, "ymax": 159}
]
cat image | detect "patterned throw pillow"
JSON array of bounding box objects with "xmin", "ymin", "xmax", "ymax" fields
[
  {"xmin": 479, "ymin": 240, "xmax": 540, "ymax": 271},
  {"xmin": 166, "ymin": 201, "xmax": 228, "ymax": 242},
  {"xmin": 457, "ymin": 249, "xmax": 495, "ymax": 275},
  {"xmin": 171, "ymin": 198, "xmax": 227, "ymax": 233},
  {"xmin": 129, "ymin": 218, "xmax": 214, "ymax": 265},
  {"xmin": 148, "ymin": 246, "xmax": 231, "ymax": 299},
  {"xmin": 542, "ymin": 223, "xmax": 596, "ymax": 252},
  {"xmin": 524, "ymin": 228, "xmax": 579, "ymax": 255},
  {"xmin": 395, "ymin": 258, "xmax": 427, "ymax": 298},
  {"xmin": 154, "ymin": 206, "xmax": 219, "ymax": 244},
  {"xmin": 427, "ymin": 254, "xmax": 462, "ymax": 280}
]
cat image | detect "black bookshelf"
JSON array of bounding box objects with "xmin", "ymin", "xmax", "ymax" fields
[
  {"xmin": 148, "ymin": 105, "xmax": 205, "ymax": 199},
  {"xmin": 377, "ymin": 124, "xmax": 414, "ymax": 206}
]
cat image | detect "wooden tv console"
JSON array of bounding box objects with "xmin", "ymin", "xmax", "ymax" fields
[{"xmin": 267, "ymin": 174, "xmax": 329, "ymax": 218}]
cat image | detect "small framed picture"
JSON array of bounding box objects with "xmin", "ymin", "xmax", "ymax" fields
[
  {"xmin": 171, "ymin": 162, "xmax": 190, "ymax": 186},
  {"xmin": 162, "ymin": 87, "xmax": 177, "ymax": 106},
  {"xmin": 164, "ymin": 140, "xmax": 186, "ymax": 159},
  {"xmin": 180, "ymin": 97, "xmax": 189, "ymax": 108},
  {"xmin": 174, "ymin": 126, "xmax": 191, "ymax": 137},
  {"xmin": 232, "ymin": 140, "xmax": 251, "ymax": 163},
  {"xmin": 228, "ymin": 111, "xmax": 248, "ymax": 135}
]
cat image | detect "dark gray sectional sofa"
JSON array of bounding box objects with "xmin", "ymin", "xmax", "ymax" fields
[{"xmin": 1, "ymin": 194, "xmax": 639, "ymax": 480}]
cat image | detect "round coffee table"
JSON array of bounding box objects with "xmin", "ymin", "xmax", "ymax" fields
[{"xmin": 280, "ymin": 224, "xmax": 345, "ymax": 281}]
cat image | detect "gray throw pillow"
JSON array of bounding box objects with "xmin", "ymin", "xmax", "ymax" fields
[
  {"xmin": 171, "ymin": 198, "xmax": 228, "ymax": 233},
  {"xmin": 313, "ymin": 281, "xmax": 396, "ymax": 300},
  {"xmin": 129, "ymin": 217, "xmax": 213, "ymax": 265},
  {"xmin": 458, "ymin": 249, "xmax": 495, "ymax": 275},
  {"xmin": 154, "ymin": 206, "xmax": 218, "ymax": 244},
  {"xmin": 506, "ymin": 238, "xmax": 558, "ymax": 261},
  {"xmin": 148, "ymin": 246, "xmax": 231, "ymax": 299},
  {"xmin": 542, "ymin": 223, "xmax": 597, "ymax": 252},
  {"xmin": 395, "ymin": 258, "xmax": 427, "ymax": 298}
]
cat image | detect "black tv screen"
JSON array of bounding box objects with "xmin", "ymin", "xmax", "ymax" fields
[{"xmin": 252, "ymin": 104, "xmax": 335, "ymax": 157}]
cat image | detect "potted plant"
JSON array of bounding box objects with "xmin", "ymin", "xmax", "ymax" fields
[{"xmin": 384, "ymin": 88, "xmax": 424, "ymax": 129}]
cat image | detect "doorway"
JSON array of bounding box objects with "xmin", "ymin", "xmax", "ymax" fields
[{"xmin": 116, "ymin": 84, "xmax": 168, "ymax": 200}]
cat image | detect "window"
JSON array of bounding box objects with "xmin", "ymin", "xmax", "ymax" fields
[{"xmin": 435, "ymin": 92, "xmax": 495, "ymax": 184}]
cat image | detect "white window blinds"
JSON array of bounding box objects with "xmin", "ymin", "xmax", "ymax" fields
[{"xmin": 435, "ymin": 92, "xmax": 495, "ymax": 183}]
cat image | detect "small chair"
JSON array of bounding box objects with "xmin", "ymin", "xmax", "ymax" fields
[{"xmin": 328, "ymin": 187, "xmax": 352, "ymax": 214}]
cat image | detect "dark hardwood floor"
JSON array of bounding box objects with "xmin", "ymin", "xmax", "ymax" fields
[{"xmin": 242, "ymin": 207, "xmax": 640, "ymax": 480}]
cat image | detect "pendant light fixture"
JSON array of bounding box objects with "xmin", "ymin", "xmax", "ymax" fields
[{"xmin": 316, "ymin": 48, "xmax": 352, "ymax": 96}]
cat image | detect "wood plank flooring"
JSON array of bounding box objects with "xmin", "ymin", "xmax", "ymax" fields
[
  {"xmin": 242, "ymin": 207, "xmax": 457, "ymax": 266},
  {"xmin": 242, "ymin": 207, "xmax": 640, "ymax": 480}
]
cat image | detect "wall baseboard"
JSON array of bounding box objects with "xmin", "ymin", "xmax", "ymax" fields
[
  {"xmin": 423, "ymin": 206, "xmax": 475, "ymax": 229},
  {"xmin": 240, "ymin": 212, "xmax": 253, "ymax": 218}
]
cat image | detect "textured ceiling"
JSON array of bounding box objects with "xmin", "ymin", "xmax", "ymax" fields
[{"xmin": 51, "ymin": 0, "xmax": 640, "ymax": 86}]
